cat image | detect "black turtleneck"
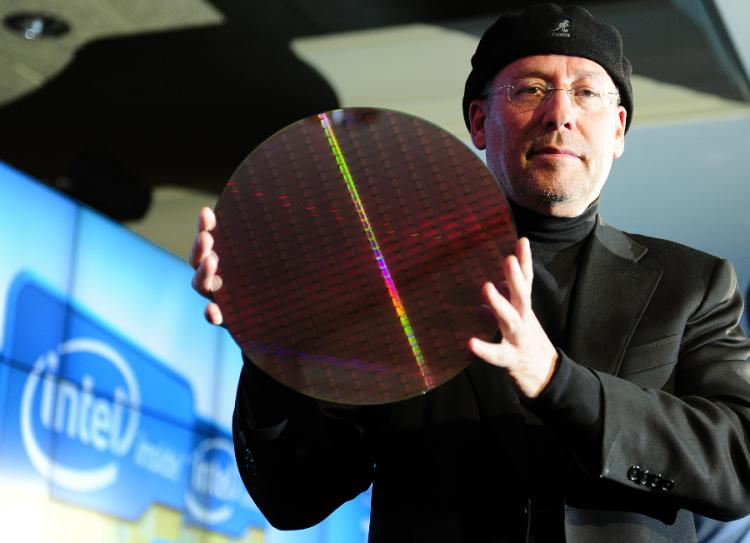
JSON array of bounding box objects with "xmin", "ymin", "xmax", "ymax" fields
[
  {"xmin": 509, "ymin": 199, "xmax": 598, "ymax": 350},
  {"xmin": 508, "ymin": 198, "xmax": 603, "ymax": 435}
]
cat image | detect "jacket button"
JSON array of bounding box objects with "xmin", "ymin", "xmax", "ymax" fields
[
  {"xmin": 627, "ymin": 465, "xmax": 642, "ymax": 482},
  {"xmin": 648, "ymin": 473, "xmax": 663, "ymax": 489},
  {"xmin": 637, "ymin": 470, "xmax": 651, "ymax": 485}
]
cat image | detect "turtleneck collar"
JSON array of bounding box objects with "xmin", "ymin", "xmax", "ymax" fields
[{"xmin": 509, "ymin": 198, "xmax": 599, "ymax": 248}]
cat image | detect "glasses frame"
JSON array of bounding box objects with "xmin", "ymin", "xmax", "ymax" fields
[{"xmin": 485, "ymin": 83, "xmax": 621, "ymax": 112}]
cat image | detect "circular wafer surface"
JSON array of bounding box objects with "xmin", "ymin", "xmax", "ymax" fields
[{"xmin": 213, "ymin": 108, "xmax": 516, "ymax": 404}]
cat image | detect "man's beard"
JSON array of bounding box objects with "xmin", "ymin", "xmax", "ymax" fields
[{"xmin": 512, "ymin": 168, "xmax": 586, "ymax": 205}]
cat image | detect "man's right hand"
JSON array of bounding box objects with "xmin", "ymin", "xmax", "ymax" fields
[{"xmin": 189, "ymin": 206, "xmax": 224, "ymax": 325}]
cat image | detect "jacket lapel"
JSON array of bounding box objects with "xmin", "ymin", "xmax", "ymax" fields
[{"xmin": 566, "ymin": 219, "xmax": 662, "ymax": 376}]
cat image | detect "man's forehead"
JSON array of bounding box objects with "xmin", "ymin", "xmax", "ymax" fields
[{"xmin": 496, "ymin": 54, "xmax": 612, "ymax": 83}]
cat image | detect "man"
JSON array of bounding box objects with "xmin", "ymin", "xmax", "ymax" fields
[{"xmin": 190, "ymin": 4, "xmax": 750, "ymax": 542}]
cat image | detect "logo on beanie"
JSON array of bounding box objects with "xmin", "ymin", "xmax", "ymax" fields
[{"xmin": 550, "ymin": 20, "xmax": 570, "ymax": 38}]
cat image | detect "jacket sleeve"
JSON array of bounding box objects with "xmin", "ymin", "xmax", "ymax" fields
[
  {"xmin": 232, "ymin": 357, "xmax": 375, "ymax": 530},
  {"xmin": 533, "ymin": 258, "xmax": 750, "ymax": 520}
]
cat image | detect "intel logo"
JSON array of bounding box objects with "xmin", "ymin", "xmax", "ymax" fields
[
  {"xmin": 20, "ymin": 338, "xmax": 140, "ymax": 491},
  {"xmin": 186, "ymin": 437, "xmax": 247, "ymax": 525}
]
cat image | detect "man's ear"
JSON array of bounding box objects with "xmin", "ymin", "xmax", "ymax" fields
[
  {"xmin": 468, "ymin": 99, "xmax": 488, "ymax": 150},
  {"xmin": 613, "ymin": 106, "xmax": 626, "ymax": 159}
]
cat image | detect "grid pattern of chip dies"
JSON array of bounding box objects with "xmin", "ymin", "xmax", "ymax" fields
[{"xmin": 213, "ymin": 107, "xmax": 516, "ymax": 404}]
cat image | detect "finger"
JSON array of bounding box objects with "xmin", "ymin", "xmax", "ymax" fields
[
  {"xmin": 204, "ymin": 302, "xmax": 224, "ymax": 326},
  {"xmin": 193, "ymin": 252, "xmax": 221, "ymax": 295},
  {"xmin": 202, "ymin": 252, "xmax": 220, "ymax": 292},
  {"xmin": 467, "ymin": 337, "xmax": 511, "ymax": 368},
  {"xmin": 481, "ymin": 282, "xmax": 520, "ymax": 338},
  {"xmin": 517, "ymin": 237, "xmax": 533, "ymax": 284},
  {"xmin": 189, "ymin": 230, "xmax": 214, "ymax": 268},
  {"xmin": 503, "ymin": 255, "xmax": 531, "ymax": 313},
  {"xmin": 198, "ymin": 206, "xmax": 217, "ymax": 232}
]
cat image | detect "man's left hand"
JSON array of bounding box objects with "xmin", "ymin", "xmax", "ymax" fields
[{"xmin": 468, "ymin": 237, "xmax": 559, "ymax": 398}]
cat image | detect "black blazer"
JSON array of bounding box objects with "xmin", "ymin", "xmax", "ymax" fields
[{"xmin": 233, "ymin": 220, "xmax": 750, "ymax": 542}]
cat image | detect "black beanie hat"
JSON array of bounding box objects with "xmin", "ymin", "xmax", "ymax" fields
[{"xmin": 462, "ymin": 3, "xmax": 633, "ymax": 132}]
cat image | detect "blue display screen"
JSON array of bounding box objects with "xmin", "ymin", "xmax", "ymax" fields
[{"xmin": 0, "ymin": 162, "xmax": 370, "ymax": 543}]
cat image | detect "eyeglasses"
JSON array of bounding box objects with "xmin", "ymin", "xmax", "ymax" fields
[{"xmin": 484, "ymin": 82, "xmax": 620, "ymax": 113}]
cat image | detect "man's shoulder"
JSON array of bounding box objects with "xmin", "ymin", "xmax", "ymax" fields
[
  {"xmin": 597, "ymin": 222, "xmax": 731, "ymax": 286},
  {"xmin": 600, "ymin": 221, "xmax": 723, "ymax": 265},
  {"xmin": 627, "ymin": 231, "xmax": 717, "ymax": 261}
]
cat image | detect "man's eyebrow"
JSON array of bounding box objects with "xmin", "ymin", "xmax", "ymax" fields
[
  {"xmin": 571, "ymin": 70, "xmax": 609, "ymax": 81},
  {"xmin": 508, "ymin": 69, "xmax": 608, "ymax": 82}
]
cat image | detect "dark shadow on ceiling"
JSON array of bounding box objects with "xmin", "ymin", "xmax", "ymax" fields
[
  {"xmin": 0, "ymin": 3, "xmax": 341, "ymax": 219},
  {"xmin": 0, "ymin": 0, "xmax": 745, "ymax": 221}
]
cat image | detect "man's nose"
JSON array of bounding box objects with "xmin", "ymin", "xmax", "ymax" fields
[{"xmin": 540, "ymin": 89, "xmax": 577, "ymax": 130}]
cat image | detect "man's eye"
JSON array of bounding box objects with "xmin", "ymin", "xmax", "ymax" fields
[
  {"xmin": 514, "ymin": 85, "xmax": 545, "ymax": 98},
  {"xmin": 575, "ymin": 88, "xmax": 601, "ymax": 98}
]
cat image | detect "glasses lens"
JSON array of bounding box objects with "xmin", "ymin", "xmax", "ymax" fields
[
  {"xmin": 572, "ymin": 90, "xmax": 608, "ymax": 111},
  {"xmin": 509, "ymin": 84, "xmax": 546, "ymax": 110},
  {"xmin": 506, "ymin": 84, "xmax": 615, "ymax": 112}
]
